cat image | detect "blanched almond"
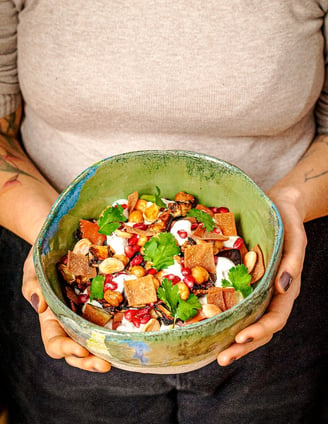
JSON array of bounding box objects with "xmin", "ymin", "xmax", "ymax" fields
[
  {"xmin": 202, "ymin": 303, "xmax": 223, "ymax": 318},
  {"xmin": 143, "ymin": 318, "xmax": 161, "ymax": 332},
  {"xmin": 243, "ymin": 251, "xmax": 257, "ymax": 273},
  {"xmin": 99, "ymin": 257, "xmax": 125, "ymax": 274},
  {"xmin": 72, "ymin": 238, "xmax": 92, "ymax": 255}
]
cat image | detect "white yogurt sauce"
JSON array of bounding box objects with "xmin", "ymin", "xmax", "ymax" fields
[
  {"xmin": 106, "ymin": 232, "xmax": 128, "ymax": 255},
  {"xmin": 223, "ymin": 236, "xmax": 239, "ymax": 248},
  {"xmin": 163, "ymin": 260, "xmax": 183, "ymax": 280},
  {"xmin": 215, "ymin": 256, "xmax": 235, "ymax": 286},
  {"xmin": 170, "ymin": 219, "xmax": 192, "ymax": 246}
]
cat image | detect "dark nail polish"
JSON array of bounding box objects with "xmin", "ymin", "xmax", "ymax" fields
[
  {"xmin": 279, "ymin": 271, "xmax": 293, "ymax": 292},
  {"xmin": 227, "ymin": 357, "xmax": 237, "ymax": 365},
  {"xmin": 243, "ymin": 337, "xmax": 254, "ymax": 344},
  {"xmin": 30, "ymin": 293, "xmax": 39, "ymax": 312}
]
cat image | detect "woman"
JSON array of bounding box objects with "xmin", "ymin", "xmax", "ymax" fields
[{"xmin": 0, "ymin": 1, "xmax": 327, "ymax": 423}]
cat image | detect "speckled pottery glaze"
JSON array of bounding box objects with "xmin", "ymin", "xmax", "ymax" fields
[{"xmin": 34, "ymin": 150, "xmax": 283, "ymax": 374}]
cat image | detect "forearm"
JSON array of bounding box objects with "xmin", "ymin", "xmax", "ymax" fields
[
  {"xmin": 269, "ymin": 134, "xmax": 328, "ymax": 223},
  {"xmin": 0, "ymin": 107, "xmax": 58, "ymax": 244}
]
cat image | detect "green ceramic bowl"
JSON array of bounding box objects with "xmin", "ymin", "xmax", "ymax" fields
[{"xmin": 33, "ymin": 150, "xmax": 283, "ymax": 374}]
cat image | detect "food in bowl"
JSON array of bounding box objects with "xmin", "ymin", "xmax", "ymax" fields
[
  {"xmin": 57, "ymin": 187, "xmax": 265, "ymax": 332},
  {"xmin": 34, "ymin": 151, "xmax": 283, "ymax": 373}
]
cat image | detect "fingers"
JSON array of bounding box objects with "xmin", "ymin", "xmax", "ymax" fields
[
  {"xmin": 22, "ymin": 247, "xmax": 48, "ymax": 313},
  {"xmin": 39, "ymin": 307, "xmax": 111, "ymax": 372},
  {"xmin": 23, "ymin": 247, "xmax": 111, "ymax": 373},
  {"xmin": 217, "ymin": 276, "xmax": 300, "ymax": 366}
]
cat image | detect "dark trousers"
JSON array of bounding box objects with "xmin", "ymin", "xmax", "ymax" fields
[{"xmin": 0, "ymin": 217, "xmax": 327, "ymax": 424}]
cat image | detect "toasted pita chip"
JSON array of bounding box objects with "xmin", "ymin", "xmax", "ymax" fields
[
  {"xmin": 127, "ymin": 190, "xmax": 139, "ymax": 212},
  {"xmin": 250, "ymin": 244, "xmax": 265, "ymax": 284},
  {"xmin": 83, "ymin": 303, "xmax": 112, "ymax": 327},
  {"xmin": 191, "ymin": 225, "xmax": 205, "ymax": 238},
  {"xmin": 223, "ymin": 287, "xmax": 239, "ymax": 309},
  {"xmin": 214, "ymin": 212, "xmax": 237, "ymax": 236},
  {"xmin": 184, "ymin": 242, "xmax": 216, "ymax": 273},
  {"xmin": 195, "ymin": 204, "xmax": 214, "ymax": 216},
  {"xmin": 67, "ymin": 251, "xmax": 96, "ymax": 278},
  {"xmin": 207, "ymin": 286, "xmax": 226, "ymax": 311},
  {"xmin": 112, "ymin": 311, "xmax": 124, "ymax": 330},
  {"xmin": 201, "ymin": 230, "xmax": 229, "ymax": 241},
  {"xmin": 124, "ymin": 225, "xmax": 157, "ymax": 237},
  {"xmin": 124, "ymin": 274, "xmax": 158, "ymax": 307},
  {"xmin": 79, "ymin": 219, "xmax": 106, "ymax": 245}
]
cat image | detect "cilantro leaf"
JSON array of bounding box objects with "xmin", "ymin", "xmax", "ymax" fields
[
  {"xmin": 140, "ymin": 186, "xmax": 166, "ymax": 208},
  {"xmin": 97, "ymin": 205, "xmax": 127, "ymax": 235},
  {"xmin": 187, "ymin": 209, "xmax": 215, "ymax": 231},
  {"xmin": 176, "ymin": 294, "xmax": 201, "ymax": 321},
  {"xmin": 90, "ymin": 275, "xmax": 105, "ymax": 301},
  {"xmin": 157, "ymin": 279, "xmax": 201, "ymax": 324},
  {"xmin": 222, "ymin": 264, "xmax": 252, "ymax": 298},
  {"xmin": 157, "ymin": 278, "xmax": 180, "ymax": 316},
  {"xmin": 143, "ymin": 233, "xmax": 180, "ymax": 271}
]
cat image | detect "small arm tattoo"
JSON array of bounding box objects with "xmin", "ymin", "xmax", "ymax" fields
[{"xmin": 304, "ymin": 168, "xmax": 328, "ymax": 183}]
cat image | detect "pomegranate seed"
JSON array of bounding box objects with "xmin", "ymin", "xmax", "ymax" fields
[
  {"xmin": 164, "ymin": 274, "xmax": 181, "ymax": 284},
  {"xmin": 181, "ymin": 267, "xmax": 191, "ymax": 276},
  {"xmin": 125, "ymin": 244, "xmax": 140, "ymax": 258},
  {"xmin": 147, "ymin": 268, "xmax": 157, "ymax": 275},
  {"xmin": 191, "ymin": 222, "xmax": 198, "ymax": 230},
  {"xmin": 140, "ymin": 314, "xmax": 151, "ymax": 324},
  {"xmin": 61, "ymin": 255, "xmax": 68, "ymax": 265},
  {"xmin": 124, "ymin": 309, "xmax": 137, "ymax": 321},
  {"xmin": 121, "ymin": 204, "xmax": 128, "ymax": 209},
  {"xmin": 183, "ymin": 275, "xmax": 195, "ymax": 289},
  {"xmin": 218, "ymin": 206, "xmax": 230, "ymax": 213},
  {"xmin": 133, "ymin": 223, "xmax": 148, "ymax": 230},
  {"xmin": 132, "ymin": 317, "xmax": 141, "ymax": 328},
  {"xmin": 213, "ymin": 228, "xmax": 223, "ymax": 234},
  {"xmin": 177, "ymin": 230, "xmax": 188, "ymax": 239},
  {"xmin": 135, "ymin": 307, "xmax": 149, "ymax": 318},
  {"xmin": 104, "ymin": 280, "xmax": 118, "ymax": 291},
  {"xmin": 210, "ymin": 207, "xmax": 220, "ymax": 213},
  {"xmin": 128, "ymin": 235, "xmax": 139, "ymax": 245},
  {"xmin": 130, "ymin": 254, "xmax": 143, "ymax": 267},
  {"xmin": 233, "ymin": 237, "xmax": 244, "ymax": 249},
  {"xmin": 105, "ymin": 274, "xmax": 113, "ymax": 283},
  {"xmin": 79, "ymin": 294, "xmax": 89, "ymax": 304}
]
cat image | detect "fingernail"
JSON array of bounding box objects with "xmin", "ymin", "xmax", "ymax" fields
[
  {"xmin": 227, "ymin": 357, "xmax": 237, "ymax": 366},
  {"xmin": 242, "ymin": 337, "xmax": 254, "ymax": 344},
  {"xmin": 30, "ymin": 293, "xmax": 39, "ymax": 312},
  {"xmin": 279, "ymin": 271, "xmax": 293, "ymax": 292}
]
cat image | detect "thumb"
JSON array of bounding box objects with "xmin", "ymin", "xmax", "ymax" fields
[{"xmin": 22, "ymin": 247, "xmax": 48, "ymax": 313}]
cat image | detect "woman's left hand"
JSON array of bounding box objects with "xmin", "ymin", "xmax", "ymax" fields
[{"xmin": 217, "ymin": 186, "xmax": 307, "ymax": 366}]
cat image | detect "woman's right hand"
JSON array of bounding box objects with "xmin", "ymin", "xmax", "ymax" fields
[{"xmin": 22, "ymin": 246, "xmax": 112, "ymax": 373}]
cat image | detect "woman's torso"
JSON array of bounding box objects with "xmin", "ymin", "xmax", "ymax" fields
[{"xmin": 17, "ymin": 0, "xmax": 326, "ymax": 191}]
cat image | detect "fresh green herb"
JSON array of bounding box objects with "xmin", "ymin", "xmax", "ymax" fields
[
  {"xmin": 97, "ymin": 205, "xmax": 127, "ymax": 235},
  {"xmin": 140, "ymin": 186, "xmax": 166, "ymax": 208},
  {"xmin": 90, "ymin": 275, "xmax": 105, "ymax": 301},
  {"xmin": 221, "ymin": 264, "xmax": 252, "ymax": 298},
  {"xmin": 143, "ymin": 232, "xmax": 180, "ymax": 271},
  {"xmin": 187, "ymin": 208, "xmax": 215, "ymax": 231},
  {"xmin": 157, "ymin": 279, "xmax": 201, "ymax": 324}
]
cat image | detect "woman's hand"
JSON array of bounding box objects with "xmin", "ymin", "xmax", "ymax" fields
[
  {"xmin": 217, "ymin": 186, "xmax": 307, "ymax": 366},
  {"xmin": 22, "ymin": 248, "xmax": 112, "ymax": 373}
]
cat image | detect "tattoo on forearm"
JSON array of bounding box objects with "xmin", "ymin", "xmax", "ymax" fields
[
  {"xmin": 304, "ymin": 168, "xmax": 328, "ymax": 182},
  {"xmin": 0, "ymin": 109, "xmax": 20, "ymax": 137}
]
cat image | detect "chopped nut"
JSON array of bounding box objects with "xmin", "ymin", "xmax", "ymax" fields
[
  {"xmin": 202, "ymin": 303, "xmax": 223, "ymax": 318},
  {"xmin": 128, "ymin": 210, "xmax": 144, "ymax": 223},
  {"xmin": 72, "ymin": 238, "xmax": 92, "ymax": 255},
  {"xmin": 144, "ymin": 203, "xmax": 160, "ymax": 222},
  {"xmin": 177, "ymin": 282, "xmax": 190, "ymax": 300},
  {"xmin": 103, "ymin": 290, "xmax": 123, "ymax": 307},
  {"xmin": 191, "ymin": 265, "xmax": 209, "ymax": 284}
]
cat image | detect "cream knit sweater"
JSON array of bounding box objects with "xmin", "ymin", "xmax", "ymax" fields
[{"xmin": 1, "ymin": 0, "xmax": 328, "ymax": 191}]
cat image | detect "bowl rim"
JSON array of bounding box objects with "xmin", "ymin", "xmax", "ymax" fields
[{"xmin": 33, "ymin": 150, "xmax": 284, "ymax": 340}]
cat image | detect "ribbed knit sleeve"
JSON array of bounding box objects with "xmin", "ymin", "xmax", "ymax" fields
[
  {"xmin": 0, "ymin": 0, "xmax": 21, "ymax": 118},
  {"xmin": 315, "ymin": 3, "xmax": 328, "ymax": 134}
]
